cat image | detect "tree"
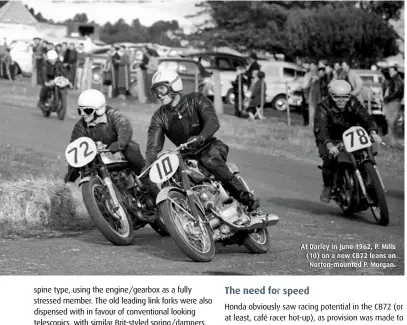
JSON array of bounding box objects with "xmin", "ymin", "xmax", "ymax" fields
[
  {"xmin": 357, "ymin": 1, "xmax": 404, "ymax": 21},
  {"xmin": 285, "ymin": 5, "xmax": 399, "ymax": 67}
]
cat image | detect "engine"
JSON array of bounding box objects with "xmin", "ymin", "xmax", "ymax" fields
[
  {"xmin": 194, "ymin": 181, "xmax": 250, "ymax": 241},
  {"xmin": 110, "ymin": 168, "xmax": 135, "ymax": 191}
]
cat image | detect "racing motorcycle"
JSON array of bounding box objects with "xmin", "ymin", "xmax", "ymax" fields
[
  {"xmin": 141, "ymin": 139, "xmax": 279, "ymax": 262},
  {"xmin": 320, "ymin": 126, "xmax": 389, "ymax": 226},
  {"xmin": 64, "ymin": 137, "xmax": 169, "ymax": 246},
  {"xmin": 41, "ymin": 76, "xmax": 70, "ymax": 120}
]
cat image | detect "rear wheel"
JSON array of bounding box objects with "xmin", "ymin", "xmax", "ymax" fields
[
  {"xmin": 271, "ymin": 94, "xmax": 287, "ymax": 111},
  {"xmin": 363, "ymin": 162, "xmax": 389, "ymax": 226},
  {"xmin": 236, "ymin": 173, "xmax": 270, "ymax": 254},
  {"xmin": 159, "ymin": 191, "xmax": 215, "ymax": 262},
  {"xmin": 82, "ymin": 177, "xmax": 134, "ymax": 245}
]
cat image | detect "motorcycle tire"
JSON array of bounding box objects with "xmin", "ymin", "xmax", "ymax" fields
[
  {"xmin": 363, "ymin": 162, "xmax": 389, "ymax": 226},
  {"xmin": 243, "ymin": 228, "xmax": 270, "ymax": 253},
  {"xmin": 235, "ymin": 173, "xmax": 270, "ymax": 253},
  {"xmin": 82, "ymin": 177, "xmax": 135, "ymax": 245},
  {"xmin": 149, "ymin": 213, "xmax": 170, "ymax": 237},
  {"xmin": 57, "ymin": 93, "xmax": 67, "ymax": 120},
  {"xmin": 159, "ymin": 190, "xmax": 215, "ymax": 262},
  {"xmin": 42, "ymin": 110, "xmax": 51, "ymax": 117}
]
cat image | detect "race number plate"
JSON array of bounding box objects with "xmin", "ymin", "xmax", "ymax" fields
[
  {"xmin": 65, "ymin": 137, "xmax": 97, "ymax": 168},
  {"xmin": 342, "ymin": 126, "xmax": 372, "ymax": 153},
  {"xmin": 149, "ymin": 153, "xmax": 179, "ymax": 184}
]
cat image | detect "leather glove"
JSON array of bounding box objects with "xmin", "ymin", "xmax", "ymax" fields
[
  {"xmin": 370, "ymin": 131, "xmax": 382, "ymax": 144},
  {"xmin": 108, "ymin": 141, "xmax": 125, "ymax": 154},
  {"xmin": 326, "ymin": 142, "xmax": 340, "ymax": 157},
  {"xmin": 187, "ymin": 136, "xmax": 205, "ymax": 151},
  {"xmin": 64, "ymin": 168, "xmax": 79, "ymax": 184}
]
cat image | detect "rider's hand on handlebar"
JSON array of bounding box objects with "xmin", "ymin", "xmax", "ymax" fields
[
  {"xmin": 326, "ymin": 142, "xmax": 340, "ymax": 157},
  {"xmin": 187, "ymin": 136, "xmax": 205, "ymax": 151},
  {"xmin": 370, "ymin": 131, "xmax": 382, "ymax": 144},
  {"xmin": 107, "ymin": 141, "xmax": 125, "ymax": 154}
]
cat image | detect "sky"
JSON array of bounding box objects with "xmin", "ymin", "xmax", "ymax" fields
[{"xmin": 20, "ymin": 0, "xmax": 208, "ymax": 33}]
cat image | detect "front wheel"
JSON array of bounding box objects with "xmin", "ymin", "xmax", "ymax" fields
[
  {"xmin": 159, "ymin": 191, "xmax": 215, "ymax": 262},
  {"xmin": 57, "ymin": 91, "xmax": 67, "ymax": 120},
  {"xmin": 364, "ymin": 163, "xmax": 389, "ymax": 226},
  {"xmin": 82, "ymin": 177, "xmax": 134, "ymax": 245}
]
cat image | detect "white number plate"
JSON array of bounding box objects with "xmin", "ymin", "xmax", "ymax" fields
[
  {"xmin": 65, "ymin": 137, "xmax": 97, "ymax": 168},
  {"xmin": 342, "ymin": 126, "xmax": 372, "ymax": 153},
  {"xmin": 149, "ymin": 153, "xmax": 179, "ymax": 184}
]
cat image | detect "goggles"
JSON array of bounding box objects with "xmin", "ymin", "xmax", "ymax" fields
[
  {"xmin": 151, "ymin": 84, "xmax": 170, "ymax": 98},
  {"xmin": 331, "ymin": 94, "xmax": 351, "ymax": 101},
  {"xmin": 78, "ymin": 107, "xmax": 96, "ymax": 115}
]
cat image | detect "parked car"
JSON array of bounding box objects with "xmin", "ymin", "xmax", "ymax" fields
[
  {"xmin": 259, "ymin": 60, "xmax": 306, "ymax": 111},
  {"xmin": 182, "ymin": 51, "xmax": 248, "ymax": 101},
  {"xmin": 128, "ymin": 57, "xmax": 212, "ymax": 98}
]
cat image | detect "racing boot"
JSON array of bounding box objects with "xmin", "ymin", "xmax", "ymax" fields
[
  {"xmin": 320, "ymin": 171, "xmax": 333, "ymax": 203},
  {"xmin": 224, "ymin": 175, "xmax": 260, "ymax": 212},
  {"xmin": 320, "ymin": 184, "xmax": 332, "ymax": 203}
]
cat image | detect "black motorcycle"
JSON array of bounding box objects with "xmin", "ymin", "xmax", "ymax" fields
[
  {"xmin": 320, "ymin": 126, "xmax": 389, "ymax": 226},
  {"xmin": 64, "ymin": 137, "xmax": 169, "ymax": 246},
  {"xmin": 41, "ymin": 76, "xmax": 70, "ymax": 120}
]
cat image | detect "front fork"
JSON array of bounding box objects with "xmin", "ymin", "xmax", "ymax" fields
[
  {"xmin": 178, "ymin": 157, "xmax": 201, "ymax": 222},
  {"xmin": 99, "ymin": 165, "xmax": 120, "ymax": 214}
]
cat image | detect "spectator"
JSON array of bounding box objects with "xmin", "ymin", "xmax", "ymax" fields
[
  {"xmin": 332, "ymin": 61, "xmax": 364, "ymax": 104},
  {"xmin": 61, "ymin": 42, "xmax": 68, "ymax": 58},
  {"xmin": 231, "ymin": 65, "xmax": 248, "ymax": 117},
  {"xmin": 325, "ymin": 63, "xmax": 334, "ymax": 83},
  {"xmin": 306, "ymin": 62, "xmax": 321, "ymax": 127},
  {"xmin": 2, "ymin": 48, "xmax": 13, "ymax": 81},
  {"xmin": 55, "ymin": 44, "xmax": 63, "ymax": 62},
  {"xmin": 0, "ymin": 38, "xmax": 7, "ymax": 78},
  {"xmin": 103, "ymin": 47, "xmax": 116, "ymax": 98},
  {"xmin": 31, "ymin": 37, "xmax": 43, "ymax": 86},
  {"xmin": 137, "ymin": 46, "xmax": 150, "ymax": 103},
  {"xmin": 333, "ymin": 62, "xmax": 341, "ymax": 79},
  {"xmin": 383, "ymin": 65, "xmax": 404, "ymax": 144},
  {"xmin": 64, "ymin": 42, "xmax": 77, "ymax": 85},
  {"xmin": 41, "ymin": 40, "xmax": 48, "ymax": 60},
  {"xmin": 246, "ymin": 70, "xmax": 266, "ymax": 120},
  {"xmin": 245, "ymin": 52, "xmax": 261, "ymax": 88},
  {"xmin": 75, "ymin": 43, "xmax": 89, "ymax": 90},
  {"xmin": 112, "ymin": 45, "xmax": 130, "ymax": 100},
  {"xmin": 318, "ymin": 65, "xmax": 329, "ymax": 100}
]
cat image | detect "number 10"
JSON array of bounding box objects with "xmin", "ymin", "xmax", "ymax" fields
[{"xmin": 156, "ymin": 157, "xmax": 173, "ymax": 179}]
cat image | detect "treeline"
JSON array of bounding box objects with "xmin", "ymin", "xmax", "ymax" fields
[
  {"xmin": 189, "ymin": 1, "xmax": 404, "ymax": 67},
  {"xmin": 23, "ymin": 5, "xmax": 185, "ymax": 47}
]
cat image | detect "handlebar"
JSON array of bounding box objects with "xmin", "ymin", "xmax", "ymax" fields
[{"xmin": 137, "ymin": 138, "xmax": 198, "ymax": 178}]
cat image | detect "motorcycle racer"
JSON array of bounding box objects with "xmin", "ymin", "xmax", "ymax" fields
[
  {"xmin": 63, "ymin": 89, "xmax": 159, "ymax": 200},
  {"xmin": 37, "ymin": 50, "xmax": 68, "ymax": 110},
  {"xmin": 146, "ymin": 69, "xmax": 260, "ymax": 212},
  {"xmin": 314, "ymin": 80, "xmax": 382, "ymax": 203}
]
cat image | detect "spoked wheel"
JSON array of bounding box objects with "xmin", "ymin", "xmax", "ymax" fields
[
  {"xmin": 335, "ymin": 169, "xmax": 356, "ymax": 214},
  {"xmin": 363, "ymin": 162, "xmax": 389, "ymax": 226},
  {"xmin": 57, "ymin": 92, "xmax": 66, "ymax": 120},
  {"xmin": 235, "ymin": 173, "xmax": 270, "ymax": 253},
  {"xmin": 82, "ymin": 177, "xmax": 134, "ymax": 245},
  {"xmin": 159, "ymin": 191, "xmax": 215, "ymax": 262}
]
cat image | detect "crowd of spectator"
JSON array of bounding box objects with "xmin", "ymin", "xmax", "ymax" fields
[{"xmin": 1, "ymin": 35, "xmax": 159, "ymax": 103}]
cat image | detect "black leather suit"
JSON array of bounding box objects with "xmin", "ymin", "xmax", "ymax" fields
[{"xmin": 146, "ymin": 92, "xmax": 251, "ymax": 202}]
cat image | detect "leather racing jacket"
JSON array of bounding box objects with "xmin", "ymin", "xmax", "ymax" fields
[{"xmin": 146, "ymin": 92, "xmax": 220, "ymax": 165}]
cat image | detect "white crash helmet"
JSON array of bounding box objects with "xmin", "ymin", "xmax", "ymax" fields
[
  {"xmin": 77, "ymin": 89, "xmax": 106, "ymax": 117},
  {"xmin": 47, "ymin": 50, "xmax": 58, "ymax": 61},
  {"xmin": 150, "ymin": 69, "xmax": 183, "ymax": 97}
]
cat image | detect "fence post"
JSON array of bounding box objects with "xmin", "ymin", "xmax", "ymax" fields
[
  {"xmin": 285, "ymin": 82, "xmax": 291, "ymax": 126},
  {"xmin": 238, "ymin": 73, "xmax": 242, "ymax": 113},
  {"xmin": 213, "ymin": 69, "xmax": 223, "ymax": 115},
  {"xmin": 367, "ymin": 86, "xmax": 372, "ymax": 115},
  {"xmin": 195, "ymin": 69, "xmax": 198, "ymax": 92}
]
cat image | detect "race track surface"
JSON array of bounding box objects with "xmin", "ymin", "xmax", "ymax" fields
[{"xmin": 0, "ymin": 80, "xmax": 404, "ymax": 275}]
